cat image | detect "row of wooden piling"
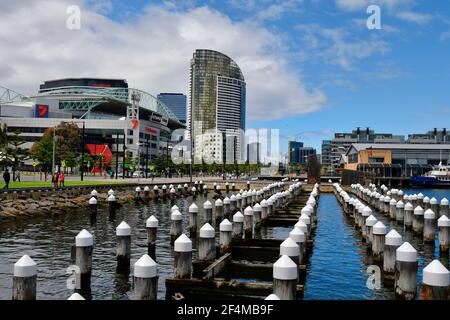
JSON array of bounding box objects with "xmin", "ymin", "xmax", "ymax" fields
[{"xmin": 334, "ymin": 183, "xmax": 449, "ymax": 300}]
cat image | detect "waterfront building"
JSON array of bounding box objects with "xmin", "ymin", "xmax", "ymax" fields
[
  {"xmin": 157, "ymin": 93, "xmax": 187, "ymax": 124},
  {"xmin": 288, "ymin": 141, "xmax": 316, "ymax": 166}
]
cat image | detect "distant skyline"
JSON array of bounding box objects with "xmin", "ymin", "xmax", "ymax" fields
[{"xmin": 1, "ymin": 1, "xmax": 449, "ymax": 153}]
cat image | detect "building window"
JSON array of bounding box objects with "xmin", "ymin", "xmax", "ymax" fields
[{"xmin": 368, "ymin": 157, "xmax": 384, "ymax": 163}]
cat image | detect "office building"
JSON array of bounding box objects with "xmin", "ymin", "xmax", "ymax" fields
[
  {"xmin": 157, "ymin": 93, "xmax": 187, "ymax": 124},
  {"xmin": 288, "ymin": 141, "xmax": 316, "ymax": 166}
]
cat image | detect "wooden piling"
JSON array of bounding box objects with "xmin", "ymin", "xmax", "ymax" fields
[
  {"xmin": 244, "ymin": 206, "xmax": 254, "ymax": 239},
  {"xmin": 12, "ymin": 255, "xmax": 37, "ymax": 300},
  {"xmin": 215, "ymin": 199, "xmax": 223, "ymax": 225},
  {"xmin": 280, "ymin": 238, "xmax": 300, "ymax": 274},
  {"xmin": 253, "ymin": 203, "xmax": 262, "ymax": 230},
  {"xmin": 396, "ymin": 200, "xmax": 406, "ymax": 223},
  {"xmin": 232, "ymin": 212, "xmax": 244, "ymax": 240},
  {"xmin": 419, "ymin": 259, "xmax": 449, "ymax": 300},
  {"xmin": 189, "ymin": 203, "xmax": 198, "ymax": 236},
  {"xmin": 384, "ymin": 230, "xmax": 402, "ymax": 278},
  {"xmin": 219, "ymin": 219, "xmax": 233, "ymax": 254},
  {"xmin": 204, "ymin": 200, "xmax": 213, "ymax": 225},
  {"xmin": 430, "ymin": 197, "xmax": 439, "ymax": 218},
  {"xmin": 174, "ymin": 234, "xmax": 192, "ymax": 279},
  {"xmin": 361, "ymin": 207, "xmax": 372, "ymax": 239},
  {"xmin": 423, "ymin": 209, "xmax": 436, "ymax": 243},
  {"xmin": 403, "ymin": 202, "xmax": 412, "ymax": 228},
  {"xmin": 389, "ymin": 199, "xmax": 397, "ymax": 218},
  {"xmin": 133, "ymin": 254, "xmax": 158, "ymax": 300},
  {"xmin": 89, "ymin": 197, "xmax": 97, "ymax": 217},
  {"xmin": 289, "ymin": 228, "xmax": 305, "ymax": 263},
  {"xmin": 108, "ymin": 194, "xmax": 116, "ymax": 218},
  {"xmin": 146, "ymin": 215, "xmax": 158, "ymax": 260},
  {"xmin": 395, "ymin": 242, "xmax": 418, "ymax": 300},
  {"xmin": 372, "ymin": 222, "xmax": 387, "ymax": 262},
  {"xmin": 223, "ymin": 197, "xmax": 231, "ymax": 220},
  {"xmin": 440, "ymin": 198, "xmax": 449, "ymax": 218},
  {"xmin": 413, "ymin": 206, "xmax": 424, "ymax": 235},
  {"xmin": 198, "ymin": 223, "xmax": 216, "ymax": 261},
  {"xmin": 170, "ymin": 209, "xmax": 183, "ymax": 244},
  {"xmin": 75, "ymin": 229, "xmax": 93, "ymax": 291},
  {"xmin": 438, "ymin": 215, "xmax": 450, "ymax": 253},
  {"xmin": 365, "ymin": 215, "xmax": 378, "ymax": 247},
  {"xmin": 116, "ymin": 221, "xmax": 131, "ymax": 273},
  {"xmin": 261, "ymin": 199, "xmax": 268, "ymax": 221},
  {"xmin": 273, "ymin": 255, "xmax": 298, "ymax": 300},
  {"xmin": 423, "ymin": 196, "xmax": 430, "ymax": 210}
]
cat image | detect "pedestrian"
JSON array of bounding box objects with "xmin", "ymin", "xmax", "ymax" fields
[
  {"xmin": 16, "ymin": 171, "xmax": 21, "ymax": 182},
  {"xmin": 59, "ymin": 171, "xmax": 65, "ymax": 188},
  {"xmin": 52, "ymin": 172, "xmax": 59, "ymax": 189},
  {"xmin": 3, "ymin": 169, "xmax": 10, "ymax": 189}
]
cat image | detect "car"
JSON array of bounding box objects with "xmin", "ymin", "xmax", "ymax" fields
[{"xmin": 132, "ymin": 171, "xmax": 145, "ymax": 178}]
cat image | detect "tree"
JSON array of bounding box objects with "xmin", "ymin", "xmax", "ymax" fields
[
  {"xmin": 307, "ymin": 154, "xmax": 321, "ymax": 184},
  {"xmin": 5, "ymin": 131, "xmax": 29, "ymax": 180}
]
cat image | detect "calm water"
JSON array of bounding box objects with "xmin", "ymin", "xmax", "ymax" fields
[{"xmin": 0, "ymin": 188, "xmax": 448, "ymax": 300}]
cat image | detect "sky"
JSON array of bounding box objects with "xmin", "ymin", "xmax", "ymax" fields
[{"xmin": 1, "ymin": 0, "xmax": 450, "ymax": 154}]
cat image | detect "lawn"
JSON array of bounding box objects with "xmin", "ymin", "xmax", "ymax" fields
[{"xmin": 4, "ymin": 180, "xmax": 131, "ymax": 189}]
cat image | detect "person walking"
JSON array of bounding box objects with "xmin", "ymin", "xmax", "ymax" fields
[
  {"xmin": 3, "ymin": 169, "xmax": 10, "ymax": 189},
  {"xmin": 52, "ymin": 172, "xmax": 59, "ymax": 189},
  {"xmin": 59, "ymin": 171, "xmax": 65, "ymax": 188},
  {"xmin": 16, "ymin": 171, "xmax": 20, "ymax": 182}
]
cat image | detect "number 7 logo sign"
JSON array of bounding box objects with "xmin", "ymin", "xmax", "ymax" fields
[{"xmin": 35, "ymin": 104, "xmax": 49, "ymax": 118}]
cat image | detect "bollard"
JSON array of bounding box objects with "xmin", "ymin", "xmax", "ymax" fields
[
  {"xmin": 236, "ymin": 193, "xmax": 243, "ymax": 212},
  {"xmin": 89, "ymin": 197, "xmax": 97, "ymax": 217},
  {"xmin": 232, "ymin": 212, "xmax": 244, "ymax": 240},
  {"xmin": 299, "ymin": 213, "xmax": 311, "ymax": 238},
  {"xmin": 219, "ymin": 219, "xmax": 233, "ymax": 254},
  {"xmin": 361, "ymin": 207, "xmax": 372, "ymax": 239},
  {"xmin": 419, "ymin": 259, "xmax": 449, "ymax": 300},
  {"xmin": 203, "ymin": 200, "xmax": 213, "ymax": 225},
  {"xmin": 267, "ymin": 198, "xmax": 274, "ymax": 216},
  {"xmin": 261, "ymin": 199, "xmax": 268, "ymax": 221},
  {"xmin": 273, "ymin": 255, "xmax": 298, "ymax": 300},
  {"xmin": 162, "ymin": 185, "xmax": 167, "ymax": 198},
  {"xmin": 289, "ymin": 227, "xmax": 305, "ymax": 263},
  {"xmin": 372, "ymin": 222, "xmax": 387, "ymax": 262},
  {"xmin": 253, "ymin": 203, "xmax": 262, "ymax": 229},
  {"xmin": 108, "ymin": 194, "xmax": 116, "ymax": 217},
  {"xmin": 198, "ymin": 223, "xmax": 216, "ymax": 261},
  {"xmin": 153, "ymin": 185, "xmax": 159, "ymax": 198},
  {"xmin": 116, "ymin": 221, "xmax": 131, "ymax": 273},
  {"xmin": 395, "ymin": 242, "xmax": 418, "ymax": 300},
  {"xmin": 215, "ymin": 199, "xmax": 223, "ymax": 224},
  {"xmin": 232, "ymin": 183, "xmax": 236, "ymax": 191},
  {"xmin": 417, "ymin": 193, "xmax": 424, "ymax": 209},
  {"xmin": 265, "ymin": 294, "xmax": 280, "ymax": 300},
  {"xmin": 133, "ymin": 255, "xmax": 158, "ymax": 300},
  {"xmin": 135, "ymin": 187, "xmax": 142, "ymax": 204},
  {"xmin": 423, "ymin": 209, "xmax": 436, "ymax": 243},
  {"xmin": 12, "ymin": 255, "xmax": 37, "ymax": 300},
  {"xmin": 144, "ymin": 186, "xmax": 150, "ymax": 200},
  {"xmin": 230, "ymin": 195, "xmax": 237, "ymax": 214},
  {"xmin": 280, "ymin": 237, "xmax": 300, "ymax": 267},
  {"xmin": 171, "ymin": 204, "xmax": 179, "ymax": 213},
  {"xmin": 396, "ymin": 200, "xmax": 406, "ymax": 223},
  {"xmin": 90, "ymin": 189, "xmax": 98, "ymax": 200},
  {"xmin": 403, "ymin": 202, "xmax": 412, "ymax": 228},
  {"xmin": 389, "ymin": 198, "xmax": 397, "ymax": 219},
  {"xmin": 75, "ymin": 229, "xmax": 93, "ymax": 291},
  {"xmin": 188, "ymin": 203, "xmax": 199, "ymax": 236},
  {"xmin": 438, "ymin": 215, "xmax": 450, "ymax": 253},
  {"xmin": 423, "ymin": 196, "xmax": 430, "ymax": 211},
  {"xmin": 173, "ymin": 234, "xmax": 192, "ymax": 279},
  {"xmin": 384, "ymin": 230, "xmax": 403, "ymax": 277},
  {"xmin": 170, "ymin": 209, "xmax": 183, "ymax": 244},
  {"xmin": 108, "ymin": 189, "xmax": 114, "ymax": 196},
  {"xmin": 365, "ymin": 215, "xmax": 378, "ymax": 246},
  {"xmin": 440, "ymin": 198, "xmax": 449, "ymax": 218},
  {"xmin": 430, "ymin": 198, "xmax": 439, "ymax": 218},
  {"xmin": 413, "ymin": 206, "xmax": 424, "ymax": 235},
  {"xmin": 244, "ymin": 206, "xmax": 254, "ymax": 239},
  {"xmin": 184, "ymin": 183, "xmax": 189, "ymax": 194},
  {"xmin": 223, "ymin": 197, "xmax": 231, "ymax": 220},
  {"xmin": 146, "ymin": 215, "xmax": 158, "ymax": 260},
  {"xmin": 68, "ymin": 293, "xmax": 85, "ymax": 300}
]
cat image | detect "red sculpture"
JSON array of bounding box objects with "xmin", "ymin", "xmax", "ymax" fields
[{"xmin": 86, "ymin": 144, "xmax": 113, "ymax": 173}]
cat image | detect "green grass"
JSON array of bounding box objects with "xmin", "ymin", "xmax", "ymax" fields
[{"xmin": 4, "ymin": 180, "xmax": 131, "ymax": 189}]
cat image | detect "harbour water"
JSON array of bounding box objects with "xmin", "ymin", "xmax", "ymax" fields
[{"xmin": 0, "ymin": 188, "xmax": 448, "ymax": 300}]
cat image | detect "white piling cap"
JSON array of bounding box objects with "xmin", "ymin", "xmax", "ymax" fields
[
  {"xmin": 253, "ymin": 203, "xmax": 262, "ymax": 212},
  {"xmin": 384, "ymin": 196, "xmax": 390, "ymax": 203},
  {"xmin": 438, "ymin": 215, "xmax": 450, "ymax": 227},
  {"xmin": 134, "ymin": 254, "xmax": 157, "ymax": 278},
  {"xmin": 414, "ymin": 206, "xmax": 424, "ymax": 215},
  {"xmin": 299, "ymin": 213, "xmax": 311, "ymax": 225},
  {"xmin": 294, "ymin": 220, "xmax": 308, "ymax": 233},
  {"xmin": 417, "ymin": 193, "xmax": 424, "ymax": 199},
  {"xmin": 203, "ymin": 200, "xmax": 212, "ymax": 209},
  {"xmin": 68, "ymin": 293, "xmax": 85, "ymax": 300},
  {"xmin": 171, "ymin": 209, "xmax": 182, "ymax": 221},
  {"xmin": 184, "ymin": 184, "xmax": 188, "ymax": 188},
  {"xmin": 372, "ymin": 221, "xmax": 387, "ymax": 235},
  {"xmin": 273, "ymin": 255, "xmax": 298, "ymax": 280},
  {"xmin": 108, "ymin": 194, "xmax": 116, "ymax": 202},
  {"xmin": 441, "ymin": 198, "xmax": 449, "ymax": 206},
  {"xmin": 396, "ymin": 242, "xmax": 417, "ymax": 262},
  {"xmin": 200, "ymin": 223, "xmax": 215, "ymax": 238},
  {"xmin": 236, "ymin": 194, "xmax": 242, "ymax": 200},
  {"xmin": 90, "ymin": 189, "xmax": 98, "ymax": 196},
  {"xmin": 89, "ymin": 197, "xmax": 97, "ymax": 205},
  {"xmin": 398, "ymin": 190, "xmax": 404, "ymax": 196},
  {"xmin": 14, "ymin": 255, "xmax": 37, "ymax": 277},
  {"xmin": 215, "ymin": 199, "xmax": 223, "ymax": 206},
  {"xmin": 301, "ymin": 206, "xmax": 313, "ymax": 216},
  {"xmin": 280, "ymin": 237, "xmax": 300, "ymax": 257},
  {"xmin": 244, "ymin": 206, "xmax": 254, "ymax": 216},
  {"xmin": 267, "ymin": 198, "xmax": 274, "ymax": 205},
  {"xmin": 169, "ymin": 184, "xmax": 174, "ymax": 189},
  {"xmin": 146, "ymin": 215, "xmax": 158, "ymax": 228},
  {"xmin": 153, "ymin": 185, "xmax": 159, "ymax": 190},
  {"xmin": 216, "ymin": 185, "xmax": 221, "ymax": 190},
  {"xmin": 76, "ymin": 229, "xmax": 93, "ymax": 247},
  {"xmin": 390, "ymin": 198, "xmax": 397, "ymax": 206},
  {"xmin": 116, "ymin": 221, "xmax": 131, "ymax": 236},
  {"xmin": 144, "ymin": 186, "xmax": 150, "ymax": 192},
  {"xmin": 162, "ymin": 185, "xmax": 167, "ymax": 189},
  {"xmin": 362, "ymin": 206, "xmax": 372, "ymax": 217},
  {"xmin": 174, "ymin": 234, "xmax": 192, "ymax": 252},
  {"xmin": 289, "ymin": 227, "xmax": 305, "ymax": 243},
  {"xmin": 170, "ymin": 188, "xmax": 176, "ymax": 194},
  {"xmin": 430, "ymin": 197, "xmax": 438, "ymax": 205},
  {"xmin": 365, "ymin": 215, "xmax": 378, "ymax": 227},
  {"xmin": 220, "ymin": 219, "xmax": 233, "ymax": 232},
  {"xmin": 135, "ymin": 187, "xmax": 141, "ymax": 192},
  {"xmin": 171, "ymin": 205, "xmax": 180, "ymax": 212},
  {"xmin": 265, "ymin": 294, "xmax": 280, "ymax": 300},
  {"xmin": 223, "ymin": 197, "xmax": 230, "ymax": 204},
  {"xmin": 396, "ymin": 200, "xmax": 405, "ymax": 208},
  {"xmin": 424, "ymin": 209, "xmax": 435, "ymax": 219},
  {"xmin": 233, "ymin": 211, "xmax": 244, "ymax": 223},
  {"xmin": 191, "ymin": 187, "xmax": 197, "ymax": 192},
  {"xmin": 423, "ymin": 260, "xmax": 449, "ymax": 287},
  {"xmin": 385, "ymin": 229, "xmax": 403, "ymax": 246},
  {"xmin": 108, "ymin": 189, "xmax": 115, "ymax": 196},
  {"xmin": 423, "ymin": 196, "xmax": 430, "ymax": 203},
  {"xmin": 189, "ymin": 203, "xmax": 198, "ymax": 213},
  {"xmin": 230, "ymin": 195, "xmax": 236, "ymax": 201},
  {"xmin": 404, "ymin": 202, "xmax": 413, "ymax": 211}
]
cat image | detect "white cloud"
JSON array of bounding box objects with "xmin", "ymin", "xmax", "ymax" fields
[
  {"xmin": 397, "ymin": 11, "xmax": 434, "ymax": 24},
  {"xmin": 335, "ymin": 0, "xmax": 413, "ymax": 11},
  {"xmin": 0, "ymin": 0, "xmax": 326, "ymax": 121}
]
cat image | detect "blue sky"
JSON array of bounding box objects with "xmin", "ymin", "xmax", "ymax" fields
[{"xmin": 2, "ymin": 0, "xmax": 450, "ymax": 154}]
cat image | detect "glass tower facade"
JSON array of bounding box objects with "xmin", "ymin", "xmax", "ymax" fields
[
  {"xmin": 189, "ymin": 49, "xmax": 246, "ymax": 161},
  {"xmin": 157, "ymin": 93, "xmax": 187, "ymax": 123}
]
